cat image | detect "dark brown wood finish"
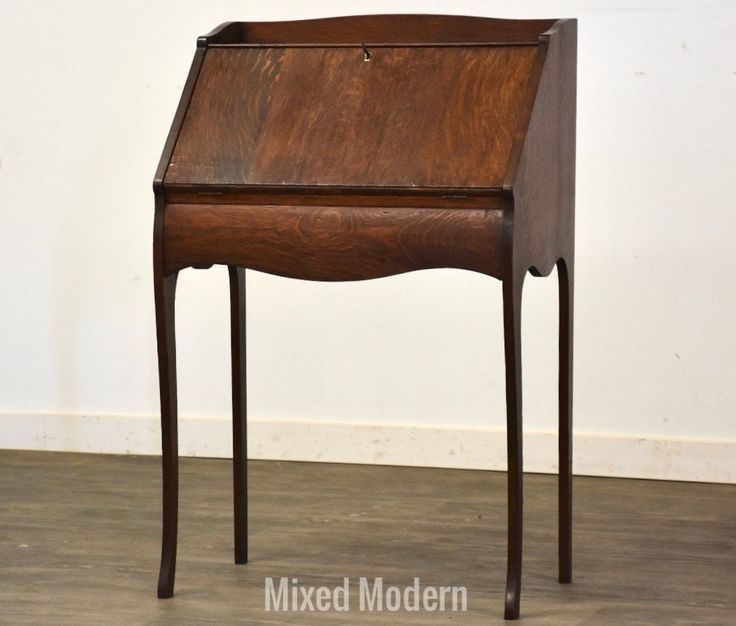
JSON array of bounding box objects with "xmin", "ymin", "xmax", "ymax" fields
[
  {"xmin": 229, "ymin": 266, "xmax": 248, "ymax": 564},
  {"xmin": 153, "ymin": 14, "xmax": 576, "ymax": 620},
  {"xmin": 163, "ymin": 203, "xmax": 505, "ymax": 280},
  {"xmin": 502, "ymin": 274, "xmax": 524, "ymax": 619},
  {"xmin": 153, "ymin": 269, "xmax": 178, "ymax": 599},
  {"xmin": 164, "ymin": 190, "xmax": 506, "ymax": 208},
  {"xmin": 200, "ymin": 15, "xmax": 557, "ymax": 46},
  {"xmin": 152, "ymin": 42, "xmax": 205, "ymax": 602},
  {"xmin": 557, "ymin": 257, "xmax": 573, "ymax": 584},
  {"xmin": 497, "ymin": 18, "xmax": 577, "ymax": 617},
  {"xmin": 167, "ymin": 46, "xmax": 539, "ymax": 188}
]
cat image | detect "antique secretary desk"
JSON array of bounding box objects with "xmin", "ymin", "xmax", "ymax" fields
[{"xmin": 152, "ymin": 15, "xmax": 576, "ymax": 620}]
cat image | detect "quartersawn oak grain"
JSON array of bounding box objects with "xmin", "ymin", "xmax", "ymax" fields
[
  {"xmin": 152, "ymin": 14, "xmax": 577, "ymax": 621},
  {"xmin": 166, "ymin": 46, "xmax": 539, "ymax": 189},
  {"xmin": 163, "ymin": 204, "xmax": 505, "ymax": 280}
]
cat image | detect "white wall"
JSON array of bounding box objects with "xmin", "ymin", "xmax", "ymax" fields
[{"xmin": 1, "ymin": 1, "xmax": 735, "ymax": 481}]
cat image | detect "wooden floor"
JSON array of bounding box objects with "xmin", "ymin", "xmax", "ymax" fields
[{"xmin": 1, "ymin": 450, "xmax": 734, "ymax": 625}]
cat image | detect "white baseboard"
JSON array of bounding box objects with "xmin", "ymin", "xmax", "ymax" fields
[{"xmin": 1, "ymin": 412, "xmax": 734, "ymax": 483}]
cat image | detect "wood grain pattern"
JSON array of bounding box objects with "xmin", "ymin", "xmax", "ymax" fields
[
  {"xmin": 498, "ymin": 19, "xmax": 577, "ymax": 617},
  {"xmin": 164, "ymin": 190, "xmax": 507, "ymax": 209},
  {"xmin": 163, "ymin": 203, "xmax": 505, "ymax": 280},
  {"xmin": 201, "ymin": 15, "xmax": 556, "ymax": 46},
  {"xmin": 166, "ymin": 46, "xmax": 540, "ymax": 189},
  {"xmin": 506, "ymin": 19, "xmax": 576, "ymax": 278},
  {"xmin": 152, "ymin": 14, "xmax": 576, "ymax": 620}
]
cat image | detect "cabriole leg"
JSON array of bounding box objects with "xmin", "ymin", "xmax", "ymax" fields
[
  {"xmin": 502, "ymin": 275, "xmax": 524, "ymax": 620},
  {"xmin": 557, "ymin": 257, "xmax": 573, "ymax": 583},
  {"xmin": 229, "ymin": 266, "xmax": 248, "ymax": 564},
  {"xmin": 155, "ymin": 271, "xmax": 179, "ymax": 598}
]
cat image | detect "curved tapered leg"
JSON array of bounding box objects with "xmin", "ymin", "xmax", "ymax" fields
[
  {"xmin": 557, "ymin": 257, "xmax": 573, "ymax": 583},
  {"xmin": 155, "ymin": 271, "xmax": 179, "ymax": 598},
  {"xmin": 229, "ymin": 266, "xmax": 248, "ymax": 564},
  {"xmin": 503, "ymin": 275, "xmax": 524, "ymax": 620}
]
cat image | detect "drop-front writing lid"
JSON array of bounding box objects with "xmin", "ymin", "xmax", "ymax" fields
[{"xmin": 165, "ymin": 44, "xmax": 541, "ymax": 190}]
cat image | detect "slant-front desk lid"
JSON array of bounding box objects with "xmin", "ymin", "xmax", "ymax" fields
[{"xmin": 162, "ymin": 15, "xmax": 560, "ymax": 194}]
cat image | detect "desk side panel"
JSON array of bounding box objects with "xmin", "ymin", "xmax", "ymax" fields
[
  {"xmin": 508, "ymin": 20, "xmax": 576, "ymax": 276},
  {"xmin": 162, "ymin": 203, "xmax": 504, "ymax": 280}
]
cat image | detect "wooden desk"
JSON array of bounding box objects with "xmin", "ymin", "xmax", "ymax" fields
[{"xmin": 153, "ymin": 14, "xmax": 576, "ymax": 620}]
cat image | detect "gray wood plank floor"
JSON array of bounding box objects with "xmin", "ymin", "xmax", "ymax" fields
[{"xmin": 1, "ymin": 450, "xmax": 734, "ymax": 625}]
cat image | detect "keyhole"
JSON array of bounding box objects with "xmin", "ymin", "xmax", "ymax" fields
[{"xmin": 362, "ymin": 44, "xmax": 372, "ymax": 62}]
